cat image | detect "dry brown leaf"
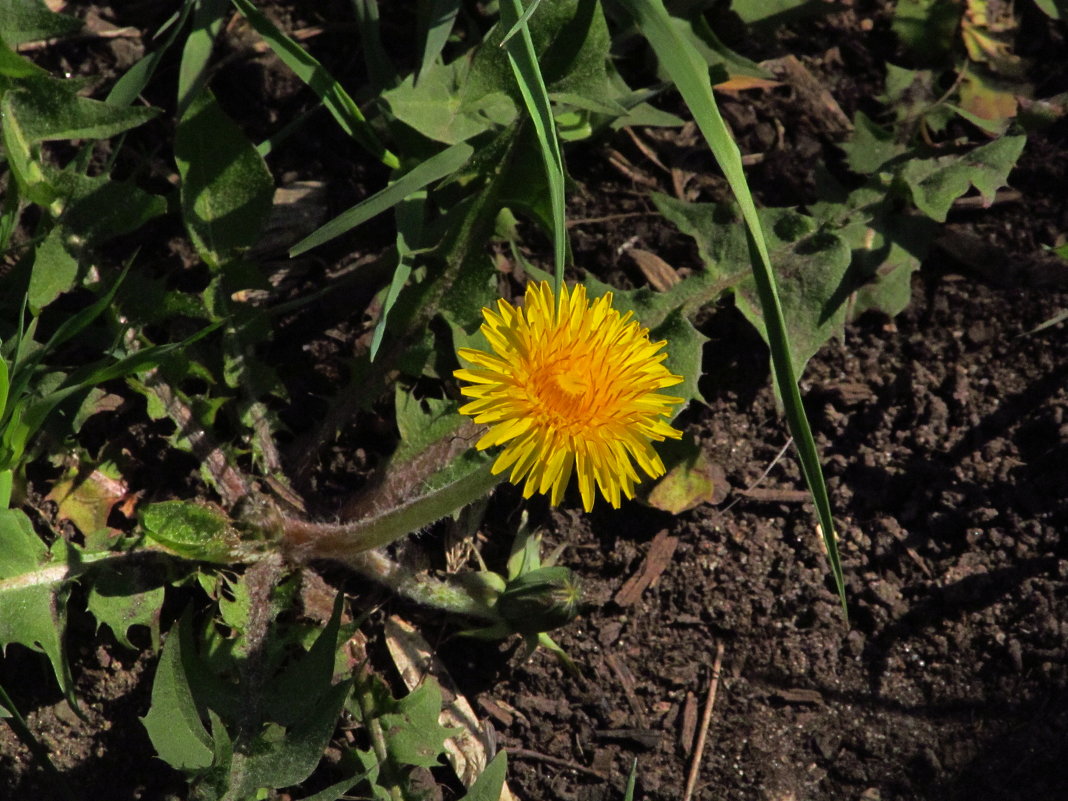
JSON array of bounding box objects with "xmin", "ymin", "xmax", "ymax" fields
[{"xmin": 627, "ymin": 248, "xmax": 680, "ymax": 291}]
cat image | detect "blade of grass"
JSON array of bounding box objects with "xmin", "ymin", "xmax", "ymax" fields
[
  {"xmin": 289, "ymin": 141, "xmax": 473, "ymax": 256},
  {"xmin": 498, "ymin": 0, "xmax": 567, "ymax": 290},
  {"xmin": 351, "ymin": 0, "xmax": 398, "ymax": 92},
  {"xmin": 370, "ymin": 190, "xmax": 426, "ymax": 361},
  {"xmin": 618, "ymin": 0, "xmax": 846, "ymax": 616},
  {"xmin": 230, "ymin": 0, "xmax": 399, "ymax": 169},
  {"xmin": 623, "ymin": 758, "xmax": 638, "ymax": 801},
  {"xmin": 107, "ymin": 4, "xmax": 194, "ymax": 107},
  {"xmin": 500, "ymin": 0, "xmax": 543, "ymax": 46}
]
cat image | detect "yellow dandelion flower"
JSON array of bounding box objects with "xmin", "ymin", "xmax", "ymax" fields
[{"xmin": 454, "ymin": 280, "xmax": 685, "ymax": 511}]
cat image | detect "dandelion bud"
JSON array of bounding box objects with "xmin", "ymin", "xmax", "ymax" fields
[{"xmin": 495, "ymin": 566, "xmax": 582, "ymax": 635}]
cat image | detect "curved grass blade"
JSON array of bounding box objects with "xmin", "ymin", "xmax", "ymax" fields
[
  {"xmin": 230, "ymin": 0, "xmax": 399, "ymax": 169},
  {"xmin": 370, "ymin": 190, "xmax": 426, "ymax": 361},
  {"xmin": 618, "ymin": 0, "xmax": 846, "ymax": 616},
  {"xmin": 352, "ymin": 0, "xmax": 399, "ymax": 91},
  {"xmin": 107, "ymin": 4, "xmax": 195, "ymax": 107},
  {"xmin": 499, "ymin": 0, "xmax": 567, "ymax": 289},
  {"xmin": 290, "ymin": 141, "xmax": 473, "ymax": 256},
  {"xmin": 500, "ymin": 0, "xmax": 543, "ymax": 47}
]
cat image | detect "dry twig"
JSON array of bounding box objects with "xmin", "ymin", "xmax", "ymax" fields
[{"xmin": 682, "ymin": 640, "xmax": 726, "ymax": 801}]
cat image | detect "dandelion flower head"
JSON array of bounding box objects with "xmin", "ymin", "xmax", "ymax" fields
[{"xmin": 454, "ymin": 280, "xmax": 684, "ymax": 511}]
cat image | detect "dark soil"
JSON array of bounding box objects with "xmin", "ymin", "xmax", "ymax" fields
[{"xmin": 3, "ymin": 3, "xmax": 1068, "ymax": 801}]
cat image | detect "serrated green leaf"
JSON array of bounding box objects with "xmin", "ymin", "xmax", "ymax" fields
[
  {"xmin": 841, "ymin": 111, "xmax": 905, "ymax": 175},
  {"xmin": 393, "ymin": 387, "xmax": 463, "ymax": 466},
  {"xmin": 651, "ymin": 308, "xmax": 707, "ymax": 409},
  {"xmin": 175, "ymin": 88, "xmax": 274, "ymax": 268},
  {"xmin": 898, "ymin": 134, "xmax": 1026, "ymax": 222},
  {"xmin": 0, "ymin": 508, "xmax": 75, "ymax": 698},
  {"xmin": 87, "ymin": 565, "xmax": 165, "ymax": 651},
  {"xmin": 142, "ymin": 614, "xmax": 215, "ymax": 771},
  {"xmin": 383, "ymin": 58, "xmax": 517, "ymax": 145},
  {"xmin": 653, "ymin": 195, "xmax": 852, "ymax": 378},
  {"xmin": 0, "ymin": 0, "xmax": 83, "ymax": 45},
  {"xmin": 838, "ymin": 205, "xmax": 939, "ymax": 320},
  {"xmin": 380, "ymin": 678, "xmax": 456, "ymax": 769}
]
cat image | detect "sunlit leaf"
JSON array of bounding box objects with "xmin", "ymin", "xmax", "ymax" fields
[
  {"xmin": 0, "ymin": 509, "xmax": 76, "ymax": 700},
  {"xmin": 0, "ymin": 0, "xmax": 82, "ymax": 44},
  {"xmin": 174, "ymin": 88, "xmax": 274, "ymax": 268}
]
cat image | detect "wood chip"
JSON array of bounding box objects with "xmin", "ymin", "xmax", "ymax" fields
[
  {"xmin": 771, "ymin": 687, "xmax": 824, "ymax": 705},
  {"xmin": 614, "ymin": 529, "xmax": 679, "ymax": 607},
  {"xmin": 738, "ymin": 488, "xmax": 812, "ymax": 503},
  {"xmin": 605, "ymin": 654, "xmax": 648, "ymax": 728},
  {"xmin": 478, "ymin": 697, "xmax": 514, "ymax": 728},
  {"xmin": 627, "ymin": 248, "xmax": 681, "ymax": 291},
  {"xmin": 680, "ymin": 690, "xmax": 698, "ymax": 757},
  {"xmin": 758, "ymin": 55, "xmax": 853, "ymax": 137},
  {"xmin": 594, "ymin": 728, "xmax": 662, "ymax": 751}
]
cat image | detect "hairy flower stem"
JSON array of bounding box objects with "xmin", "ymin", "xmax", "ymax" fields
[
  {"xmin": 340, "ymin": 550, "xmax": 499, "ymax": 622},
  {"xmin": 282, "ymin": 461, "xmax": 501, "ymax": 560}
]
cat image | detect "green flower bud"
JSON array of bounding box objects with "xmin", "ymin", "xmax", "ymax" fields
[{"xmin": 495, "ymin": 566, "xmax": 582, "ymax": 635}]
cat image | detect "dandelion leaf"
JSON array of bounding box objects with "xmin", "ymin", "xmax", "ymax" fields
[
  {"xmin": 0, "ymin": 508, "xmax": 75, "ymax": 700},
  {"xmin": 653, "ymin": 194, "xmax": 852, "ymax": 379},
  {"xmin": 898, "ymin": 134, "xmax": 1026, "ymax": 222},
  {"xmin": 379, "ymin": 678, "xmax": 458, "ymax": 769},
  {"xmin": 87, "ymin": 564, "xmax": 164, "ymax": 651}
]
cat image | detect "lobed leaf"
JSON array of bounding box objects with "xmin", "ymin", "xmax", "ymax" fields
[
  {"xmin": 87, "ymin": 565, "xmax": 165, "ymax": 651},
  {"xmin": 0, "ymin": 509, "xmax": 76, "ymax": 700},
  {"xmin": 898, "ymin": 134, "xmax": 1027, "ymax": 222}
]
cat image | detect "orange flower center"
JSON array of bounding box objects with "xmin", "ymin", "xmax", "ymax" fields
[{"xmin": 526, "ymin": 351, "xmax": 618, "ymax": 435}]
